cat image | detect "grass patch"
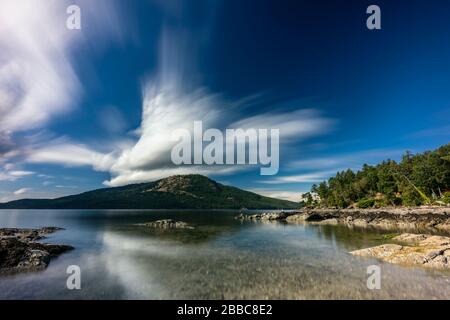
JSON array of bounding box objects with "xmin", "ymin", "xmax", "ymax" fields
[{"xmin": 381, "ymin": 233, "xmax": 400, "ymax": 240}]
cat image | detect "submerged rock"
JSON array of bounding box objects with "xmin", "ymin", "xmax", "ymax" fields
[
  {"xmin": 350, "ymin": 233, "xmax": 450, "ymax": 269},
  {"xmin": 0, "ymin": 227, "xmax": 73, "ymax": 275},
  {"xmin": 143, "ymin": 219, "xmax": 194, "ymax": 229}
]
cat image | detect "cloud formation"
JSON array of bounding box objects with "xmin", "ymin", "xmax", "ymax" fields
[
  {"xmin": 0, "ymin": 1, "xmax": 78, "ymax": 133},
  {"xmin": 0, "ymin": 4, "xmax": 336, "ymax": 190},
  {"xmin": 92, "ymin": 26, "xmax": 335, "ymax": 186},
  {"xmin": 262, "ymin": 148, "xmax": 406, "ymax": 185},
  {"xmin": 0, "ymin": 0, "xmax": 127, "ymax": 135},
  {"xmin": 13, "ymin": 188, "xmax": 31, "ymax": 196},
  {"xmin": 249, "ymin": 189, "xmax": 301, "ymax": 202},
  {"xmin": 0, "ymin": 0, "xmax": 127, "ymax": 183},
  {"xmin": 260, "ymin": 170, "xmax": 339, "ymax": 184},
  {"xmin": 0, "ymin": 169, "xmax": 34, "ymax": 181},
  {"xmin": 11, "ymin": 27, "xmax": 336, "ymax": 187}
]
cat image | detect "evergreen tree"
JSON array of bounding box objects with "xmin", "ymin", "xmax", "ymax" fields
[{"xmin": 307, "ymin": 143, "xmax": 450, "ymax": 208}]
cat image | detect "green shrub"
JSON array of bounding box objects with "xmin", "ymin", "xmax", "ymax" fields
[
  {"xmin": 443, "ymin": 191, "xmax": 450, "ymax": 204},
  {"xmin": 401, "ymin": 188, "xmax": 423, "ymax": 206},
  {"xmin": 374, "ymin": 198, "xmax": 390, "ymax": 208},
  {"xmin": 357, "ymin": 198, "xmax": 375, "ymax": 208},
  {"xmin": 381, "ymin": 233, "xmax": 400, "ymax": 240}
]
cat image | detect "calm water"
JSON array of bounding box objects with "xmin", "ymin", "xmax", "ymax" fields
[{"xmin": 0, "ymin": 209, "xmax": 449, "ymax": 299}]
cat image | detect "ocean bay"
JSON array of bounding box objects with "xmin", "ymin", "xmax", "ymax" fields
[{"xmin": 0, "ymin": 209, "xmax": 449, "ymax": 299}]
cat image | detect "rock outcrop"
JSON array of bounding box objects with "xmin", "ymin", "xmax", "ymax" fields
[
  {"xmin": 0, "ymin": 227, "xmax": 73, "ymax": 274},
  {"xmin": 350, "ymin": 233, "xmax": 450, "ymax": 269},
  {"xmin": 238, "ymin": 207, "xmax": 450, "ymax": 231},
  {"xmin": 285, "ymin": 212, "xmax": 336, "ymax": 224},
  {"xmin": 142, "ymin": 219, "xmax": 194, "ymax": 229},
  {"xmin": 235, "ymin": 211, "xmax": 293, "ymax": 221}
]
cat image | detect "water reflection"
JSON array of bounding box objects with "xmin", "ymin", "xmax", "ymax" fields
[{"xmin": 0, "ymin": 210, "xmax": 449, "ymax": 299}]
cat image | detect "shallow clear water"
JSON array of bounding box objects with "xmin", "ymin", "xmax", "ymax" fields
[{"xmin": 0, "ymin": 209, "xmax": 449, "ymax": 299}]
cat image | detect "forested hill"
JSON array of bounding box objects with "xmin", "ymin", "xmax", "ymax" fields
[
  {"xmin": 0, "ymin": 174, "xmax": 299, "ymax": 210},
  {"xmin": 305, "ymin": 143, "xmax": 450, "ymax": 208}
]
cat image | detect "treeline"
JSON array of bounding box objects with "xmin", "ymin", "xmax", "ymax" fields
[{"xmin": 303, "ymin": 143, "xmax": 450, "ymax": 208}]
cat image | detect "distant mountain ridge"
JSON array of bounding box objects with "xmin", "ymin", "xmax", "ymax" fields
[{"xmin": 0, "ymin": 175, "xmax": 299, "ymax": 209}]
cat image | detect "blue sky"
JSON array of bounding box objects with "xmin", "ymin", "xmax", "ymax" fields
[{"xmin": 0, "ymin": 0, "xmax": 449, "ymax": 202}]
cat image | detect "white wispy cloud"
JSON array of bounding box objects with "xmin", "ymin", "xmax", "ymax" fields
[
  {"xmin": 9, "ymin": 170, "xmax": 34, "ymax": 177},
  {"xmin": 55, "ymin": 185, "xmax": 79, "ymax": 189},
  {"xmin": 105, "ymin": 165, "xmax": 251, "ymax": 187},
  {"xmin": 260, "ymin": 148, "xmax": 406, "ymax": 185},
  {"xmin": 26, "ymin": 141, "xmax": 114, "ymax": 170},
  {"xmin": 249, "ymin": 189, "xmax": 301, "ymax": 202},
  {"xmin": 260, "ymin": 170, "xmax": 340, "ymax": 184},
  {"xmin": 230, "ymin": 109, "xmax": 335, "ymax": 141},
  {"xmin": 405, "ymin": 125, "xmax": 450, "ymax": 139},
  {"xmin": 0, "ymin": 0, "xmax": 79, "ymax": 133},
  {"xmin": 98, "ymin": 29, "xmax": 336, "ymax": 186},
  {"xmin": 0, "ymin": 0, "xmax": 128, "ymax": 172},
  {"xmin": 14, "ymin": 27, "xmax": 337, "ymax": 187},
  {"xmin": 0, "ymin": 169, "xmax": 34, "ymax": 181},
  {"xmin": 1, "ymin": 6, "xmax": 336, "ymax": 191},
  {"xmin": 13, "ymin": 188, "xmax": 31, "ymax": 195},
  {"xmin": 0, "ymin": 172, "xmax": 14, "ymax": 181},
  {"xmin": 288, "ymin": 148, "xmax": 405, "ymax": 171},
  {"xmin": 1, "ymin": 187, "xmax": 74, "ymax": 203}
]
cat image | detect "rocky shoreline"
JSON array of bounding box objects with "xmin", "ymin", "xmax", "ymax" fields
[
  {"xmin": 0, "ymin": 227, "xmax": 73, "ymax": 275},
  {"xmin": 236, "ymin": 207, "xmax": 450, "ymax": 269},
  {"xmin": 236, "ymin": 207, "xmax": 450, "ymax": 231},
  {"xmin": 351, "ymin": 233, "xmax": 450, "ymax": 269}
]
